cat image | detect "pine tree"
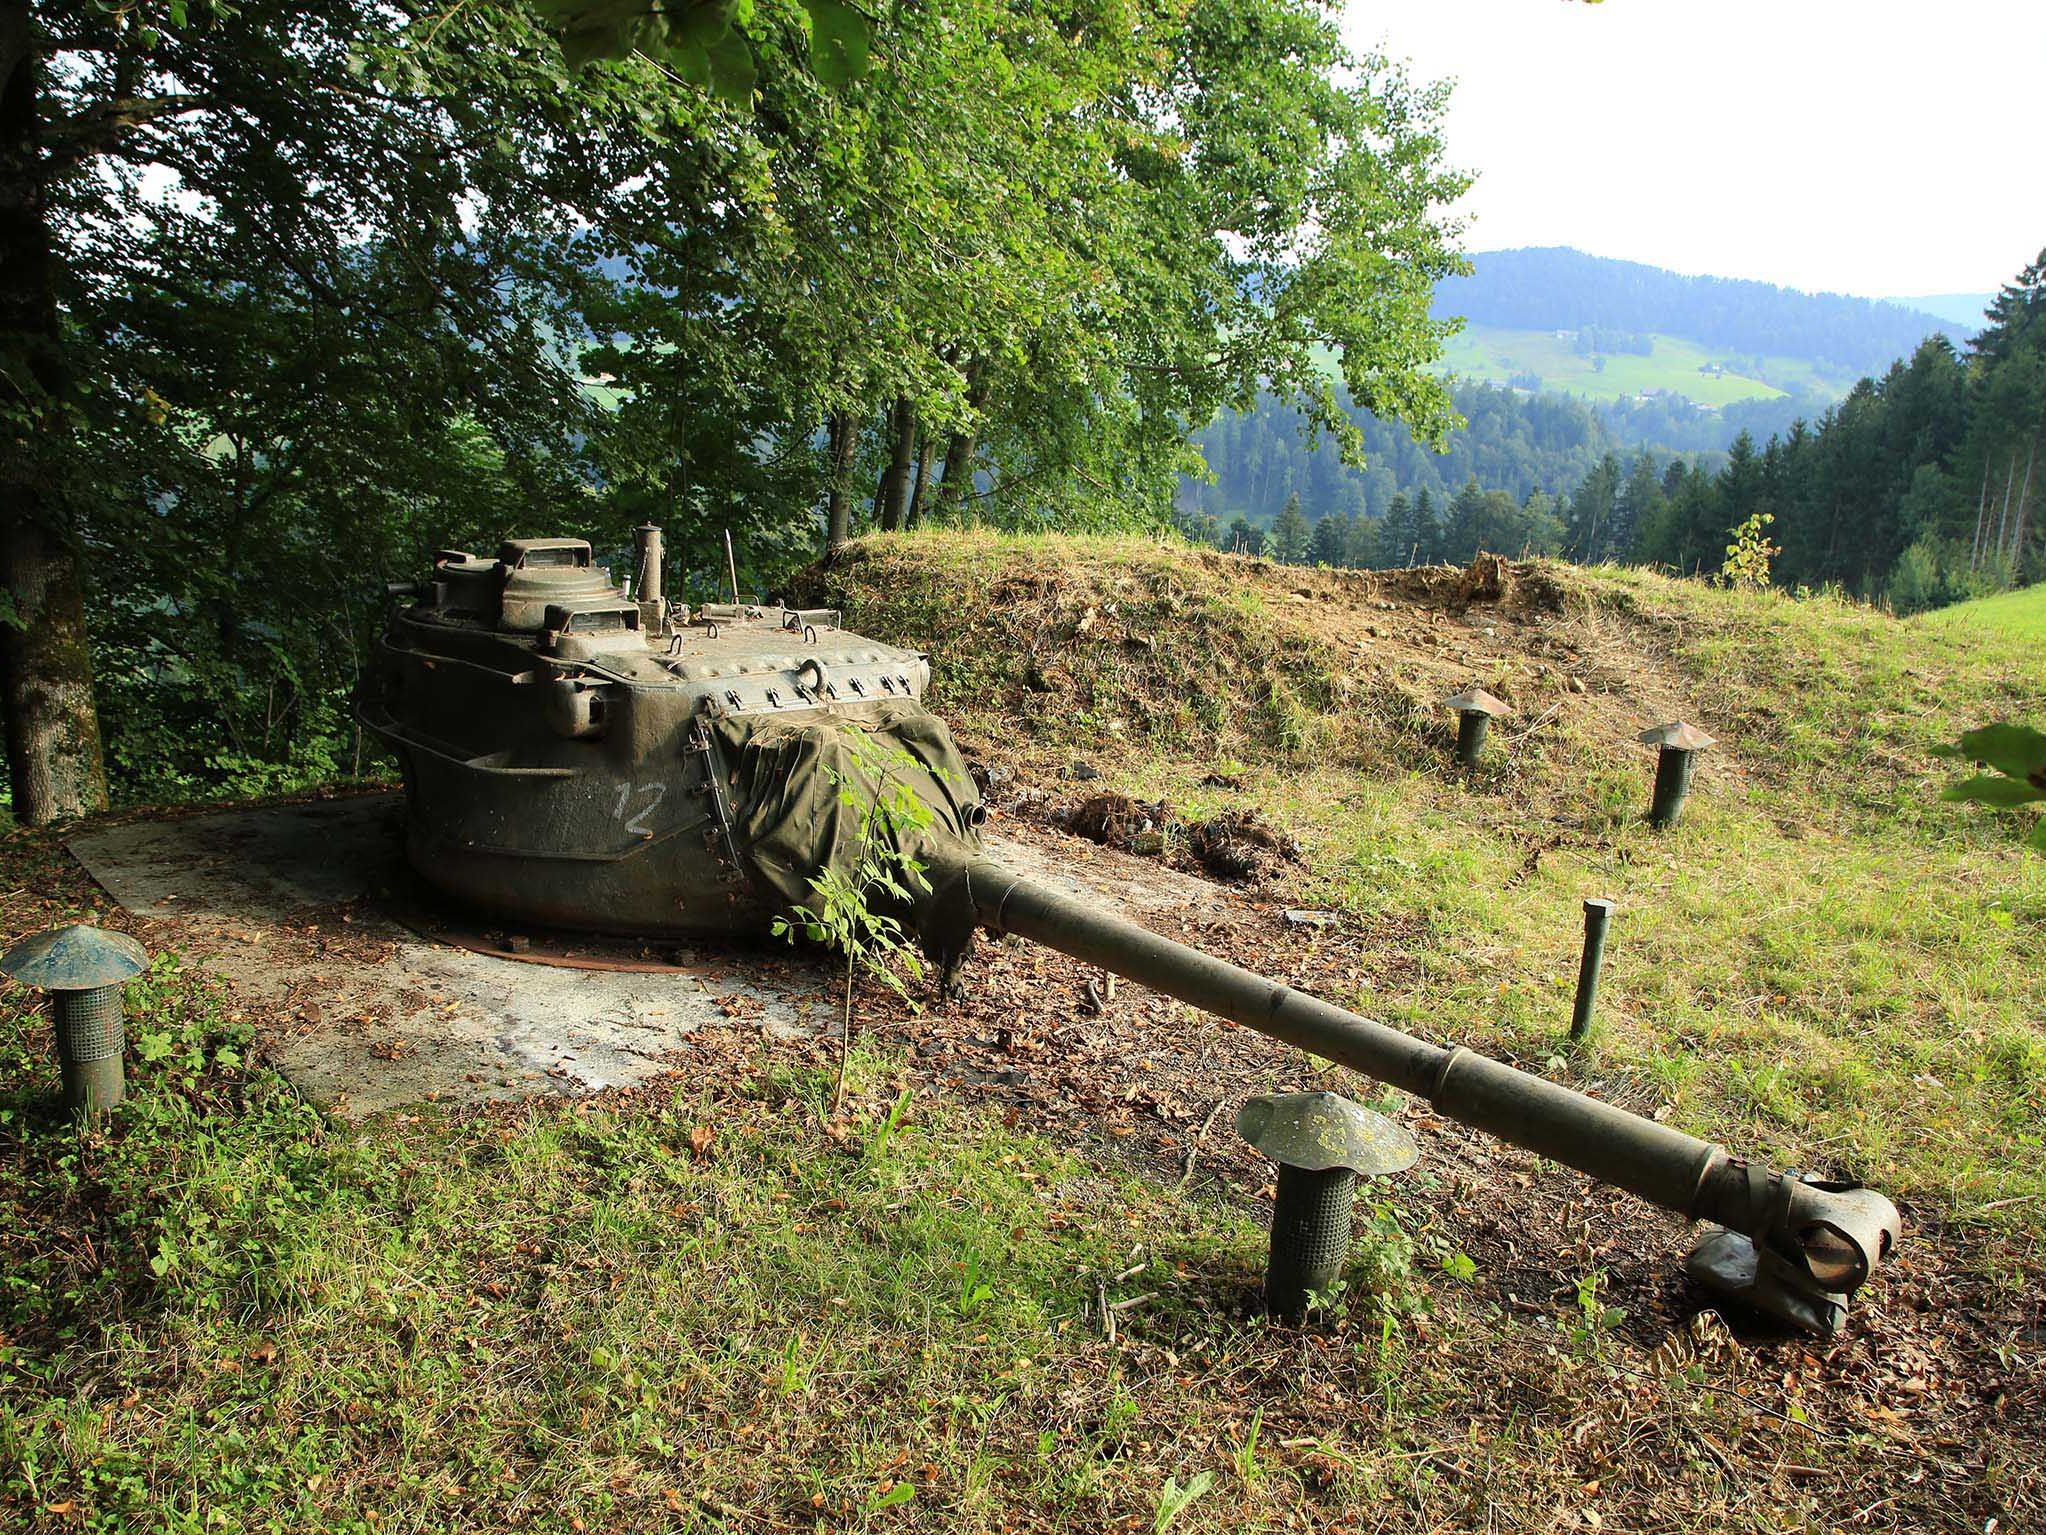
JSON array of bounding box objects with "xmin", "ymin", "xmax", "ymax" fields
[
  {"xmin": 1563, "ymin": 454, "xmax": 1621, "ymax": 562},
  {"xmin": 1273, "ymin": 493, "xmax": 1312, "ymax": 563},
  {"xmin": 1440, "ymin": 478, "xmax": 1488, "ymax": 564},
  {"xmin": 1412, "ymin": 489, "xmax": 1439, "ymax": 564},
  {"xmin": 1309, "ymin": 511, "xmax": 1348, "ymax": 567},
  {"xmin": 1345, "ymin": 511, "xmax": 1381, "ymax": 568},
  {"xmin": 1611, "ymin": 453, "xmax": 1663, "ymax": 561}
]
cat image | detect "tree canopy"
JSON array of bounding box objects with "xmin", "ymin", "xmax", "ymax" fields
[{"xmin": 1, "ymin": 0, "xmax": 1468, "ymax": 820}]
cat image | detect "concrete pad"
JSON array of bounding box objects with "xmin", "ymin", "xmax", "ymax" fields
[
  {"xmin": 68, "ymin": 795, "xmax": 1239, "ymax": 1118},
  {"xmin": 69, "ymin": 795, "xmax": 838, "ymax": 1117}
]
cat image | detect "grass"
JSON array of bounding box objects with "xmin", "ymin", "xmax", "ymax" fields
[
  {"xmin": 0, "ymin": 954, "xmax": 1291, "ymax": 1534},
  {"xmin": 1913, "ymin": 580, "xmax": 2046, "ymax": 643},
  {"xmin": 5, "ymin": 535, "xmax": 2043, "ymax": 1531},
  {"xmin": 1432, "ymin": 325, "xmax": 1859, "ymax": 407}
]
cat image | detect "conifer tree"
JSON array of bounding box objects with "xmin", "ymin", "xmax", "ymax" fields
[{"xmin": 1273, "ymin": 494, "xmax": 1312, "ymax": 563}]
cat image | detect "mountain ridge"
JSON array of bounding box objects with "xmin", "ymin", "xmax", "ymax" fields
[{"xmin": 1437, "ymin": 247, "xmax": 1969, "ymax": 379}]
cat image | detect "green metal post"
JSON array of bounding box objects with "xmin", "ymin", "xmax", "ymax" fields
[
  {"xmin": 1265, "ymin": 1164, "xmax": 1358, "ymax": 1318},
  {"xmin": 54, "ymin": 986, "xmax": 125, "ymax": 1116},
  {"xmin": 1570, "ymin": 899, "xmax": 1614, "ymax": 1043},
  {"xmin": 1649, "ymin": 746, "xmax": 1696, "ymax": 827},
  {"xmin": 1455, "ymin": 710, "xmax": 1490, "ymax": 768}
]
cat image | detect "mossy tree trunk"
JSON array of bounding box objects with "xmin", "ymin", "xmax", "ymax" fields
[
  {"xmin": 0, "ymin": 7, "xmax": 108, "ymax": 823},
  {"xmin": 902, "ymin": 429, "xmax": 937, "ymax": 530}
]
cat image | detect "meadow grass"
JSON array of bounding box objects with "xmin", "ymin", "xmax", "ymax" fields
[
  {"xmin": 821, "ymin": 534, "xmax": 2046, "ymax": 1236},
  {"xmin": 1432, "ymin": 326, "xmax": 1817, "ymax": 407},
  {"xmin": 1913, "ymin": 580, "xmax": 2046, "ymax": 643}
]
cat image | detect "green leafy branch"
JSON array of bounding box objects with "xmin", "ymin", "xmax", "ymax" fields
[
  {"xmin": 771, "ymin": 729, "xmax": 933, "ymax": 1113},
  {"xmin": 1937, "ymin": 723, "xmax": 2046, "ymax": 851},
  {"xmin": 536, "ymin": 0, "xmax": 871, "ymax": 101}
]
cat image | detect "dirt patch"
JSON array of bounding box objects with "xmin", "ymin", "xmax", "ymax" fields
[{"xmin": 1062, "ymin": 792, "xmax": 1303, "ymax": 885}]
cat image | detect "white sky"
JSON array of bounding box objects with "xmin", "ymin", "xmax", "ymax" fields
[{"xmin": 1351, "ymin": 0, "xmax": 2045, "ymax": 298}]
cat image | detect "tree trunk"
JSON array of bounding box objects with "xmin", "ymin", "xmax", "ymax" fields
[
  {"xmin": 1995, "ymin": 450, "xmax": 2017, "ymax": 566},
  {"xmin": 1971, "ymin": 456, "xmax": 1991, "ymax": 570},
  {"xmin": 874, "ymin": 396, "xmax": 915, "ymax": 532},
  {"xmin": 903, "ymin": 428, "xmax": 938, "ymax": 531},
  {"xmin": 824, "ymin": 410, "xmax": 856, "ymax": 555},
  {"xmin": 935, "ymin": 362, "xmax": 988, "ymax": 518},
  {"xmin": 1, "ymin": 11, "xmax": 109, "ymax": 823},
  {"xmin": 2012, "ymin": 432, "xmax": 2038, "ymax": 576}
]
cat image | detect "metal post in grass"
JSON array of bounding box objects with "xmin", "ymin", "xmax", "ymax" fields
[
  {"xmin": 1235, "ymin": 1091, "xmax": 1417, "ymax": 1319},
  {"xmin": 1570, "ymin": 899, "xmax": 1615, "ymax": 1043},
  {"xmin": 1443, "ymin": 686, "xmax": 1511, "ymax": 770},
  {"xmin": 1637, "ymin": 722, "xmax": 1716, "ymax": 828},
  {"xmin": 0, "ymin": 925, "xmax": 150, "ymax": 1118}
]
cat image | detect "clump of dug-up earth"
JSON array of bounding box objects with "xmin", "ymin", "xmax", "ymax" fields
[{"xmin": 1061, "ymin": 791, "xmax": 1302, "ymax": 883}]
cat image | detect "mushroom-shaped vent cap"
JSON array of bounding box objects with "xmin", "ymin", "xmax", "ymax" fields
[
  {"xmin": 0, "ymin": 925, "xmax": 149, "ymax": 991},
  {"xmin": 1637, "ymin": 721, "xmax": 1716, "ymax": 751},
  {"xmin": 1443, "ymin": 686, "xmax": 1510, "ymax": 718},
  {"xmin": 1235, "ymin": 1091, "xmax": 1419, "ymax": 1176}
]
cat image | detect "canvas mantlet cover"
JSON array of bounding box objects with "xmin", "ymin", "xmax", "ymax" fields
[{"xmin": 712, "ymin": 698, "xmax": 987, "ymax": 970}]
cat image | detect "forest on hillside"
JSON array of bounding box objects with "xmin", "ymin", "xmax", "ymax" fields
[
  {"xmin": 1181, "ymin": 379, "xmax": 1807, "ymax": 530},
  {"xmin": 1184, "ymin": 251, "xmax": 2045, "ymax": 615}
]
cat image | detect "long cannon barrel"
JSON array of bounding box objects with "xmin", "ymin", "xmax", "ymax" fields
[{"xmin": 933, "ymin": 856, "xmax": 1900, "ymax": 1335}]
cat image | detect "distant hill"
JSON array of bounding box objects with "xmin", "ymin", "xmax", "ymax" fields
[
  {"xmin": 1437, "ymin": 248, "xmax": 1964, "ymax": 383},
  {"xmin": 1192, "ymin": 247, "xmax": 1980, "ymax": 531},
  {"xmin": 1888, "ymin": 292, "xmax": 1993, "ymax": 331}
]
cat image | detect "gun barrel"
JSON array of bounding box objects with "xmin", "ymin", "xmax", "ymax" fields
[{"xmin": 947, "ymin": 856, "xmax": 1898, "ymax": 1322}]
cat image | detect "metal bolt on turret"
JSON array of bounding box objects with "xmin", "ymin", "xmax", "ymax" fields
[
  {"xmin": 1236, "ymin": 1090, "xmax": 1418, "ymax": 1318},
  {"xmin": 1638, "ymin": 721, "xmax": 1715, "ymax": 828},
  {"xmin": 1443, "ymin": 686, "xmax": 1510, "ymax": 769},
  {"xmin": 1, "ymin": 925, "xmax": 150, "ymax": 1119}
]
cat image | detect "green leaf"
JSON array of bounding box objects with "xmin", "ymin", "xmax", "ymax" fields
[
  {"xmin": 1942, "ymin": 774, "xmax": 2046, "ymax": 807},
  {"xmin": 705, "ymin": 31, "xmax": 758, "ymax": 106},
  {"xmin": 800, "ymin": 0, "xmax": 870, "ymax": 86},
  {"xmin": 1153, "ymin": 1471, "xmax": 1214, "ymax": 1533},
  {"xmin": 669, "ymin": 40, "xmax": 713, "ymax": 88},
  {"xmin": 870, "ymin": 1482, "xmax": 916, "ymax": 1510},
  {"xmin": 1955, "ymin": 724, "xmax": 2046, "ymax": 787}
]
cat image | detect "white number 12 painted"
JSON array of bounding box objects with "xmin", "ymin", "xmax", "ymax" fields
[{"xmin": 612, "ymin": 781, "xmax": 667, "ymax": 836}]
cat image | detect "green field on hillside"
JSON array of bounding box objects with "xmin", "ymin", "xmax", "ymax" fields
[
  {"xmin": 1435, "ymin": 325, "xmax": 1844, "ymax": 407},
  {"xmin": 5, "ymin": 538, "xmax": 2042, "ymax": 1534},
  {"xmin": 1915, "ymin": 580, "xmax": 2046, "ymax": 642}
]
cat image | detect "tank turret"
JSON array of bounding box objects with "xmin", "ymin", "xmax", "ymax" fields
[{"xmin": 360, "ymin": 527, "xmax": 963, "ymax": 937}]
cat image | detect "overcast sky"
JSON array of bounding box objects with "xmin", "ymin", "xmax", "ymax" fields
[{"xmin": 1351, "ymin": 1, "xmax": 2043, "ymax": 299}]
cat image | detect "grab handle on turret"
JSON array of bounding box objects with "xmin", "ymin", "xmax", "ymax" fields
[{"xmin": 929, "ymin": 856, "xmax": 1899, "ymax": 1335}]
